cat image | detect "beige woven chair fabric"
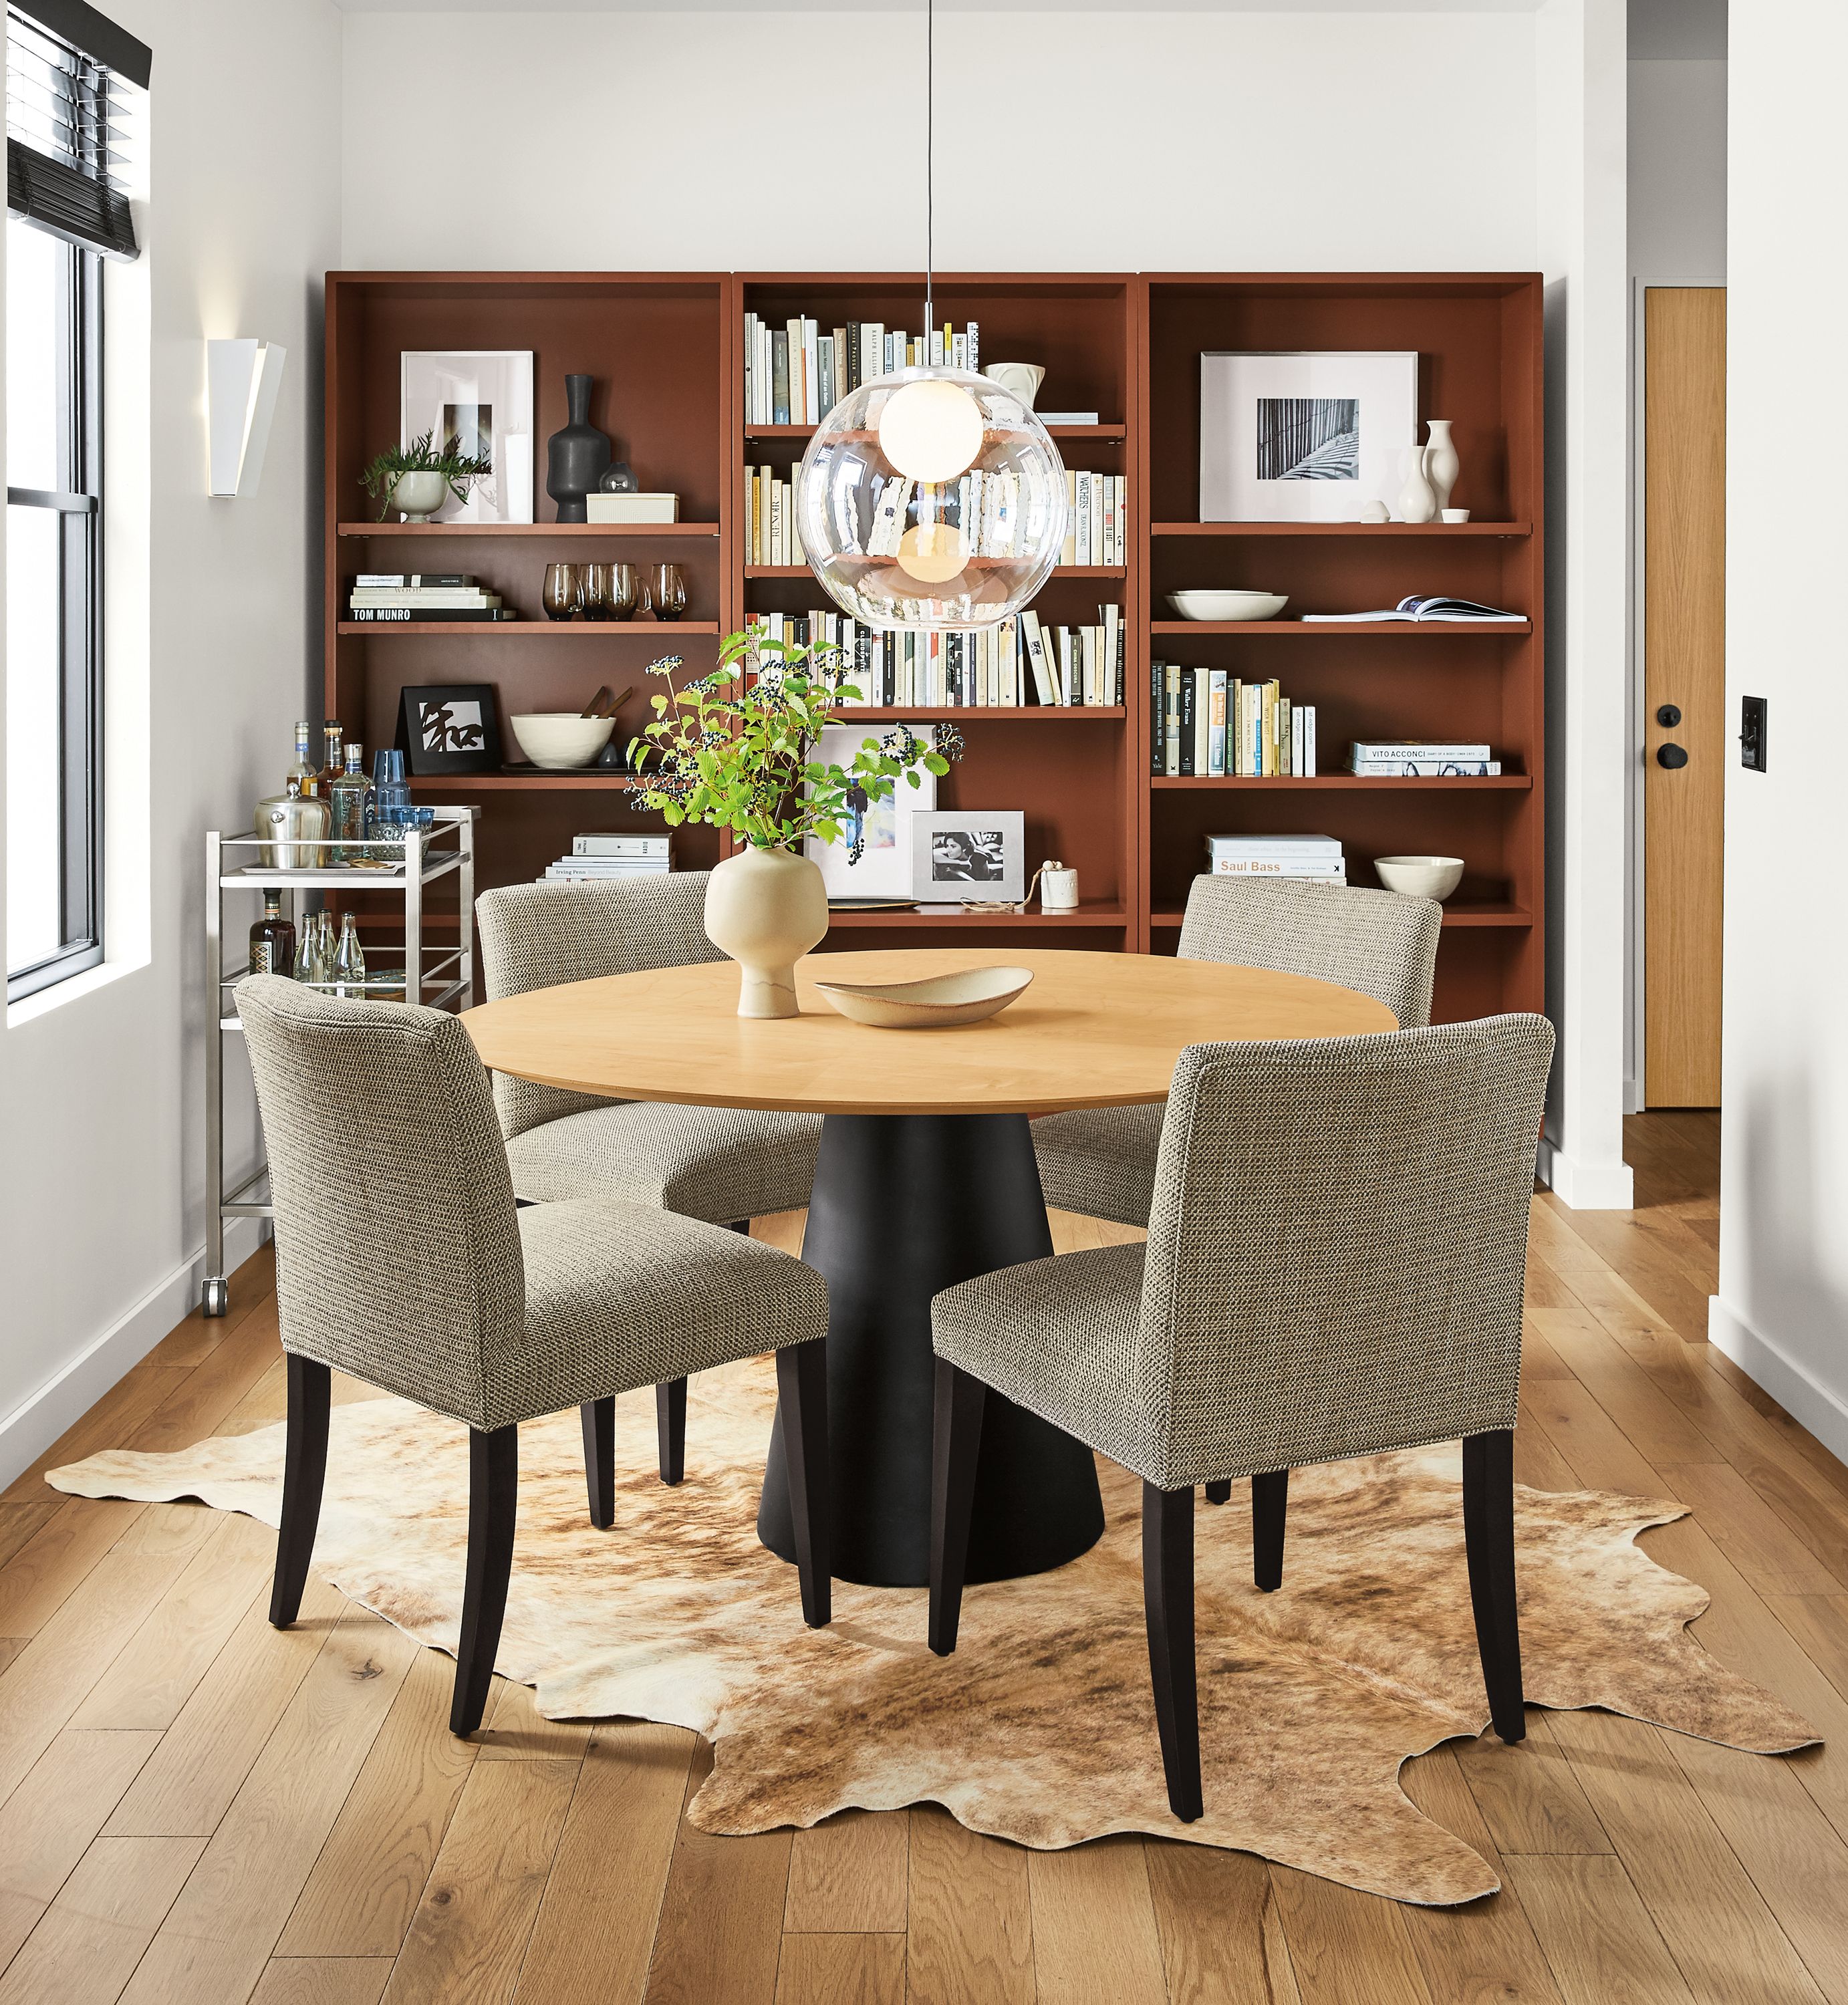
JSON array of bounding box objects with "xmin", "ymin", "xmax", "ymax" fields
[
  {"xmin": 236, "ymin": 976, "xmax": 827, "ymax": 1432},
  {"xmin": 476, "ymin": 874, "xmax": 823, "ymax": 1223},
  {"xmin": 937, "ymin": 1015, "xmax": 1555, "ymax": 1489},
  {"xmin": 1031, "ymin": 876, "xmax": 1442, "ymax": 1227}
]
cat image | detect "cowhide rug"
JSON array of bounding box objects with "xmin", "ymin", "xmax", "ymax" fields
[{"xmin": 48, "ymin": 1357, "xmax": 1815, "ymax": 1905}]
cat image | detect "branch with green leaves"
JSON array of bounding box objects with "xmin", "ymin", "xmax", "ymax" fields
[
  {"xmin": 627, "ymin": 628, "xmax": 956, "ymax": 853},
  {"xmin": 359, "ymin": 427, "xmax": 495, "ymax": 519}
]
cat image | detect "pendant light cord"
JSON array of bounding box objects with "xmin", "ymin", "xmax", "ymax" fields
[{"xmin": 924, "ymin": 0, "xmax": 934, "ymax": 336}]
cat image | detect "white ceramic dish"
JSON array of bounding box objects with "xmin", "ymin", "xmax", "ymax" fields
[
  {"xmin": 1166, "ymin": 589, "xmax": 1289, "ymax": 623},
  {"xmin": 1440, "ymin": 507, "xmax": 1472, "ymax": 525},
  {"xmin": 813, "ymin": 964, "xmax": 1033, "ymax": 1029},
  {"xmin": 510, "ymin": 714, "xmax": 618, "ymax": 770},
  {"xmin": 1375, "ymin": 855, "xmax": 1466, "ymax": 900}
]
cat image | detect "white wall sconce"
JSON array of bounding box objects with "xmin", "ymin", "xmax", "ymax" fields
[{"xmin": 206, "ymin": 338, "xmax": 286, "ymax": 497}]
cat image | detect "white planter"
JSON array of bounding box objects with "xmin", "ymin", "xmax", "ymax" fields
[
  {"xmin": 704, "ymin": 844, "xmax": 829, "ymax": 1019},
  {"xmin": 390, "ymin": 470, "xmax": 449, "ymax": 522}
]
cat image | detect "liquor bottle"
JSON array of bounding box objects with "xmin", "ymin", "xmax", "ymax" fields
[
  {"xmin": 333, "ymin": 912, "xmax": 367, "ymax": 997},
  {"xmin": 287, "ymin": 722, "xmax": 317, "ymax": 796},
  {"xmin": 316, "ymin": 722, "xmax": 345, "ymax": 799},
  {"xmin": 328, "ymin": 742, "xmax": 374, "ymax": 859},
  {"xmin": 248, "ymin": 892, "xmax": 297, "ymax": 976}
]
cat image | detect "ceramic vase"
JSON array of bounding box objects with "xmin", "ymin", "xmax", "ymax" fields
[
  {"xmin": 1424, "ymin": 420, "xmax": 1460, "ymax": 513},
  {"xmin": 1396, "ymin": 446, "xmax": 1438, "ymax": 525},
  {"xmin": 389, "ymin": 470, "xmax": 448, "ymax": 523},
  {"xmin": 546, "ymin": 374, "xmax": 612, "ymax": 524},
  {"xmin": 704, "ymin": 844, "xmax": 829, "ymax": 1020}
]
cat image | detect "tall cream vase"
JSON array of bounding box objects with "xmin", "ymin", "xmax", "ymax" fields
[{"xmin": 704, "ymin": 843, "xmax": 829, "ymax": 1019}]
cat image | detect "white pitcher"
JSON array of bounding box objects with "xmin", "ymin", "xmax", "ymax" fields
[{"xmin": 1396, "ymin": 446, "xmax": 1438, "ymax": 525}]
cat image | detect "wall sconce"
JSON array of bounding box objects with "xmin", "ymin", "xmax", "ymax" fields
[{"xmin": 206, "ymin": 338, "xmax": 285, "ymax": 497}]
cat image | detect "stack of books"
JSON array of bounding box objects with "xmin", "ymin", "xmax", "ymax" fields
[
  {"xmin": 751, "ymin": 608, "xmax": 1123, "ymax": 709},
  {"xmin": 541, "ymin": 833, "xmax": 672, "ymax": 884},
  {"xmin": 743, "ymin": 315, "xmax": 979, "ymax": 426},
  {"xmin": 1059, "ymin": 471, "xmax": 1128, "ymax": 567},
  {"xmin": 1152, "ymin": 668, "xmax": 1317, "ymax": 777},
  {"xmin": 347, "ymin": 573, "xmax": 515, "ymax": 624},
  {"xmin": 1348, "ymin": 739, "xmax": 1502, "ymax": 776},
  {"xmin": 747, "ymin": 462, "xmax": 1036, "ymax": 568},
  {"xmin": 1203, "ymin": 833, "xmax": 1345, "ymax": 883}
]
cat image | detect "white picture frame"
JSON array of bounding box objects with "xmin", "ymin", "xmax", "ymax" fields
[
  {"xmin": 400, "ymin": 350, "xmax": 535, "ymax": 524},
  {"xmin": 1199, "ymin": 351, "xmax": 1418, "ymax": 523},
  {"xmin": 804, "ymin": 724, "xmax": 937, "ymax": 898},
  {"xmin": 912, "ymin": 810, "xmax": 1025, "ymax": 904}
]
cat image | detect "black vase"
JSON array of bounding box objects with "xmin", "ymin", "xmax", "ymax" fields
[{"xmin": 546, "ymin": 374, "xmax": 612, "ymax": 523}]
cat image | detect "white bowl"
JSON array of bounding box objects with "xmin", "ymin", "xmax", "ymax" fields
[
  {"xmin": 813, "ymin": 964, "xmax": 1033, "ymax": 1029},
  {"xmin": 1166, "ymin": 590, "xmax": 1289, "ymax": 623},
  {"xmin": 509, "ymin": 714, "xmax": 617, "ymax": 771},
  {"xmin": 1375, "ymin": 855, "xmax": 1465, "ymax": 901}
]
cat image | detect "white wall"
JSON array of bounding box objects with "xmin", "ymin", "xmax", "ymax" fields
[
  {"xmin": 342, "ymin": 10, "xmax": 1541, "ymax": 272},
  {"xmin": 1710, "ymin": 0, "xmax": 1848, "ymax": 1456},
  {"xmin": 0, "ymin": 0, "xmax": 342, "ymax": 1481}
]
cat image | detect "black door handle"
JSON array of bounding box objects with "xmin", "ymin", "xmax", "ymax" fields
[
  {"xmin": 1656, "ymin": 703, "xmax": 1682, "ymax": 727},
  {"xmin": 1657, "ymin": 743, "xmax": 1689, "ymax": 770}
]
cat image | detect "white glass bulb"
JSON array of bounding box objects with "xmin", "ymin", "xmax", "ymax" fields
[
  {"xmin": 876, "ymin": 378, "xmax": 985, "ymax": 483},
  {"xmin": 896, "ymin": 519, "xmax": 968, "ymax": 584}
]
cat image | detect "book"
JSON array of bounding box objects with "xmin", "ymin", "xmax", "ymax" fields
[
  {"xmin": 1178, "ymin": 668, "xmax": 1196, "ymax": 775},
  {"xmin": 1208, "ymin": 670, "xmax": 1228, "ymax": 777},
  {"xmin": 1208, "ymin": 857, "xmax": 1348, "ymax": 879},
  {"xmin": 1023, "ymin": 612, "xmax": 1056, "ymax": 706},
  {"xmin": 350, "ymin": 589, "xmax": 501, "ymax": 608},
  {"xmin": 1035, "ymin": 412, "xmax": 1100, "ymax": 424},
  {"xmin": 1349, "ymin": 739, "xmax": 1492, "ymax": 762},
  {"xmin": 353, "ymin": 572, "xmax": 475, "ymax": 587},
  {"xmin": 1303, "ymin": 595, "xmax": 1525, "ymax": 624},
  {"xmin": 1349, "ymin": 759, "xmax": 1504, "ymax": 777},
  {"xmin": 1150, "ymin": 663, "xmax": 1166, "ymax": 775},
  {"xmin": 1164, "ymin": 666, "xmax": 1182, "ymax": 774},
  {"xmin": 1206, "ymin": 833, "xmax": 1342, "ymax": 855},
  {"xmin": 543, "ymin": 861, "xmax": 670, "ymax": 880},
  {"xmin": 572, "ymin": 834, "xmax": 671, "ymax": 857},
  {"xmin": 345, "ymin": 607, "xmax": 516, "ymax": 623}
]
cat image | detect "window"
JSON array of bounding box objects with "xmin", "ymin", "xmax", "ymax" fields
[{"xmin": 5, "ymin": 0, "xmax": 148, "ymax": 1002}]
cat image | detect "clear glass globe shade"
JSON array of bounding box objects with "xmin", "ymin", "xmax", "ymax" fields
[
  {"xmin": 877, "ymin": 378, "xmax": 984, "ymax": 482},
  {"xmin": 795, "ymin": 366, "xmax": 1069, "ymax": 634}
]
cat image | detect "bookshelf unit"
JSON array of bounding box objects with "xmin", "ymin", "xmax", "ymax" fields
[{"xmin": 323, "ymin": 270, "xmax": 1543, "ymax": 1017}]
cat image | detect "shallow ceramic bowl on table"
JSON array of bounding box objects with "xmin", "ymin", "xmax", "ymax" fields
[
  {"xmin": 1166, "ymin": 589, "xmax": 1289, "ymax": 622},
  {"xmin": 509, "ymin": 714, "xmax": 617, "ymax": 770},
  {"xmin": 1375, "ymin": 855, "xmax": 1466, "ymax": 900},
  {"xmin": 813, "ymin": 964, "xmax": 1033, "ymax": 1029}
]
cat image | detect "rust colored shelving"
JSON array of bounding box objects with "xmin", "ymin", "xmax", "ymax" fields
[
  {"xmin": 337, "ymin": 521, "xmax": 721, "ymax": 539},
  {"xmin": 823, "ymin": 706, "xmax": 1125, "ymax": 722},
  {"xmin": 1148, "ymin": 620, "xmax": 1531, "ymax": 638},
  {"xmin": 745, "ymin": 564, "xmax": 1126, "ymax": 579},
  {"xmin": 406, "ymin": 772, "xmax": 651, "ymax": 792},
  {"xmin": 338, "ymin": 621, "xmax": 719, "ymax": 638},
  {"xmin": 826, "ymin": 903, "xmax": 1129, "ymax": 928},
  {"xmin": 1150, "ymin": 521, "xmax": 1531, "ymax": 539},
  {"xmin": 745, "ymin": 422, "xmax": 1128, "ymax": 442},
  {"xmin": 1152, "ymin": 903, "xmax": 1533, "ymax": 928},
  {"xmin": 1150, "ymin": 775, "xmax": 1529, "ymax": 791}
]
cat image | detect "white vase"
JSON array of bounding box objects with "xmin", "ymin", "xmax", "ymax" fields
[
  {"xmin": 1424, "ymin": 420, "xmax": 1460, "ymax": 514},
  {"xmin": 704, "ymin": 844, "xmax": 829, "ymax": 1020},
  {"xmin": 1396, "ymin": 446, "xmax": 1438, "ymax": 525},
  {"xmin": 390, "ymin": 470, "xmax": 448, "ymax": 522}
]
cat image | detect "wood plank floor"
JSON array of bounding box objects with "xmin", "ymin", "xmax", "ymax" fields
[{"xmin": 8, "ymin": 1111, "xmax": 1848, "ymax": 2003}]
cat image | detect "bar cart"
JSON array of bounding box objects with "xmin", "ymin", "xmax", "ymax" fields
[{"xmin": 202, "ymin": 806, "xmax": 479, "ymax": 1315}]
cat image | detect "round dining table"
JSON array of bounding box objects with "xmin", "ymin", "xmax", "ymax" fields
[{"xmin": 461, "ymin": 945, "xmax": 1395, "ymax": 1589}]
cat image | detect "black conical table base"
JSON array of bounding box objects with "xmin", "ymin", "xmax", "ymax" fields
[{"xmin": 757, "ymin": 1111, "xmax": 1106, "ymax": 1588}]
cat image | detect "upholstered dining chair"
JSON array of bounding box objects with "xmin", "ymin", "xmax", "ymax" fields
[
  {"xmin": 928, "ymin": 1015, "xmax": 1555, "ymax": 1823},
  {"xmin": 1031, "ymin": 874, "xmax": 1443, "ymax": 1234},
  {"xmin": 476, "ymin": 873, "xmax": 823, "ymax": 1492},
  {"xmin": 236, "ymin": 975, "xmax": 833, "ymax": 1738}
]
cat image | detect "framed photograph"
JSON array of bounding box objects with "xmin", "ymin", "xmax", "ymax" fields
[
  {"xmin": 1199, "ymin": 352, "xmax": 1418, "ymax": 523},
  {"xmin": 804, "ymin": 724, "xmax": 937, "ymax": 898},
  {"xmin": 400, "ymin": 350, "xmax": 535, "ymax": 524},
  {"xmin": 397, "ymin": 684, "xmax": 503, "ymax": 775},
  {"xmin": 912, "ymin": 810, "xmax": 1025, "ymax": 904}
]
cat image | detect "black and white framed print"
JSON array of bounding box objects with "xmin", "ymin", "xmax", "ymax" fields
[
  {"xmin": 911, "ymin": 810, "xmax": 1025, "ymax": 903},
  {"xmin": 1200, "ymin": 352, "xmax": 1418, "ymax": 522},
  {"xmin": 400, "ymin": 351, "xmax": 535, "ymax": 524},
  {"xmin": 805, "ymin": 724, "xmax": 938, "ymax": 898},
  {"xmin": 397, "ymin": 684, "xmax": 503, "ymax": 775}
]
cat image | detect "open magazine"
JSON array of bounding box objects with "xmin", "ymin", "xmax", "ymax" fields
[{"xmin": 1302, "ymin": 595, "xmax": 1525, "ymax": 624}]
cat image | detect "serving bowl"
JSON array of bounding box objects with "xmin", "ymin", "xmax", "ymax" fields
[
  {"xmin": 1166, "ymin": 589, "xmax": 1289, "ymax": 623},
  {"xmin": 509, "ymin": 714, "xmax": 618, "ymax": 770},
  {"xmin": 1375, "ymin": 855, "xmax": 1466, "ymax": 901},
  {"xmin": 813, "ymin": 964, "xmax": 1033, "ymax": 1029}
]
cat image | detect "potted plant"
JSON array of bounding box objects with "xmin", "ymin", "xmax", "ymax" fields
[
  {"xmin": 630, "ymin": 630, "xmax": 954, "ymax": 1017},
  {"xmin": 359, "ymin": 427, "xmax": 495, "ymax": 523}
]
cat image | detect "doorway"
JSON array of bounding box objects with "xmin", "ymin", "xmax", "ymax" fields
[{"xmin": 1641, "ymin": 285, "xmax": 1726, "ymax": 1108}]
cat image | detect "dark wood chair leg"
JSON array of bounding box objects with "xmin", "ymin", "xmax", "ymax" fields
[
  {"xmin": 269, "ymin": 1354, "xmax": 330, "ymax": 1627},
  {"xmin": 728, "ymin": 1219, "xmax": 751, "ymax": 1234},
  {"xmin": 1203, "ymin": 1480, "xmax": 1232, "ymax": 1506},
  {"xmin": 928, "ymin": 1359, "xmax": 988, "ymax": 1656},
  {"xmin": 451, "ymin": 1424, "xmax": 518, "ymax": 1738},
  {"xmin": 580, "ymin": 1397, "xmax": 614, "ymax": 1528},
  {"xmin": 1463, "ymin": 1428, "xmax": 1525, "ymax": 1743},
  {"xmin": 1252, "ymin": 1469, "xmax": 1289, "ymax": 1592},
  {"xmin": 776, "ymin": 1341, "xmax": 831, "ymax": 1627},
  {"xmin": 656, "ymin": 1378, "xmax": 687, "ymax": 1486},
  {"xmin": 1143, "ymin": 1482, "xmax": 1202, "ymax": 1823}
]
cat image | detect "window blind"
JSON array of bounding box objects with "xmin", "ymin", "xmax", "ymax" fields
[{"xmin": 6, "ymin": 0, "xmax": 148, "ymax": 261}]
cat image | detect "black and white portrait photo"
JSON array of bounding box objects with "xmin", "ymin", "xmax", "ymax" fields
[
  {"xmin": 930, "ymin": 827, "xmax": 1007, "ymax": 883},
  {"xmin": 912, "ymin": 810, "xmax": 1025, "ymax": 903}
]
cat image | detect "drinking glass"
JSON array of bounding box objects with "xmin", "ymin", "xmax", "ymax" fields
[
  {"xmin": 650, "ymin": 563, "xmax": 688, "ymax": 622},
  {"xmin": 608, "ymin": 563, "xmax": 642, "ymax": 621},
  {"xmin": 579, "ymin": 563, "xmax": 616, "ymax": 621},
  {"xmin": 542, "ymin": 562, "xmax": 583, "ymax": 620}
]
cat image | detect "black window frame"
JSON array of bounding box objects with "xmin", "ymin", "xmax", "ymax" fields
[{"xmin": 6, "ymin": 220, "xmax": 104, "ymax": 1003}]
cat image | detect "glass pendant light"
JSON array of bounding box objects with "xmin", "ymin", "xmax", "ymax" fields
[{"xmin": 794, "ymin": 0, "xmax": 1067, "ymax": 633}]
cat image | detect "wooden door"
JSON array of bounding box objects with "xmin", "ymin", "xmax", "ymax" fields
[{"xmin": 1643, "ymin": 287, "xmax": 1726, "ymax": 1107}]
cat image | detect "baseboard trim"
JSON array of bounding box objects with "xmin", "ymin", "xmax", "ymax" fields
[
  {"xmin": 0, "ymin": 1217, "xmax": 269, "ymax": 1490},
  {"xmin": 1535, "ymin": 1138, "xmax": 1635, "ymax": 1210},
  {"xmin": 1708, "ymin": 1295, "xmax": 1848, "ymax": 1471}
]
